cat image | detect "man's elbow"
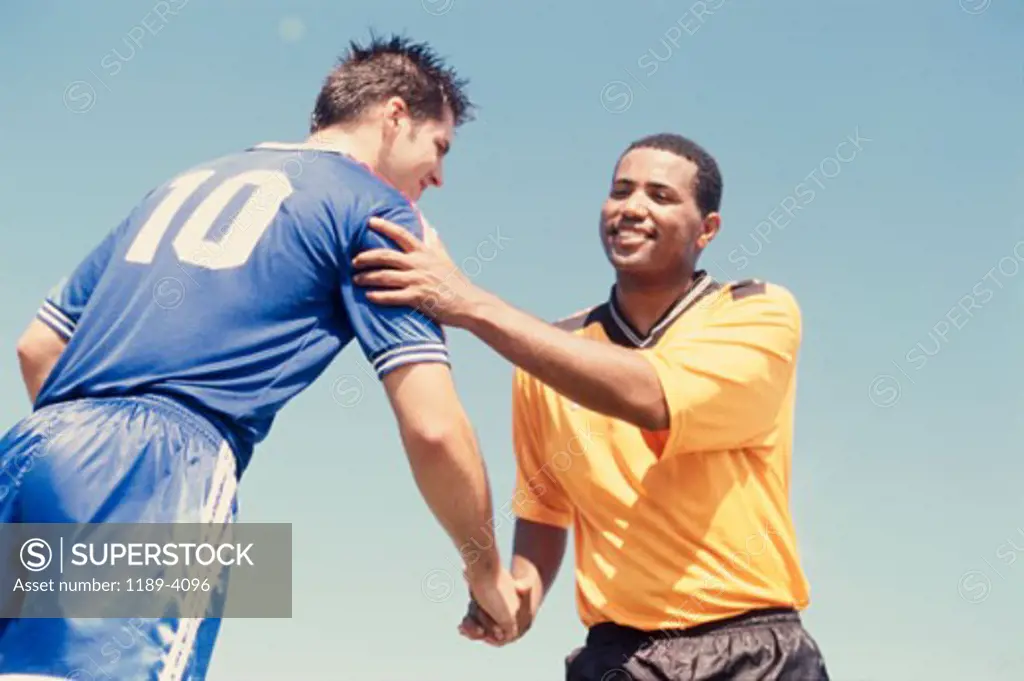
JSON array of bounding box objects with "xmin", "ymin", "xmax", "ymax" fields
[
  {"xmin": 402, "ymin": 406, "xmax": 477, "ymax": 463},
  {"xmin": 625, "ymin": 390, "xmax": 671, "ymax": 431},
  {"xmin": 16, "ymin": 323, "xmax": 66, "ymax": 371},
  {"xmin": 16, "ymin": 334, "xmax": 43, "ymax": 369},
  {"xmin": 383, "ymin": 362, "xmax": 473, "ymax": 455},
  {"xmin": 396, "ymin": 400, "xmax": 472, "ymax": 457},
  {"xmin": 617, "ymin": 359, "xmax": 671, "ymax": 430},
  {"xmin": 16, "ymin": 338, "xmax": 31, "ymax": 365},
  {"xmin": 634, "ymin": 404, "xmax": 670, "ymax": 431},
  {"xmin": 404, "ymin": 419, "xmax": 466, "ymax": 451}
]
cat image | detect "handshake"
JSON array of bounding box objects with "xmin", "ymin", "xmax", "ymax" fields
[{"xmin": 460, "ymin": 563, "xmax": 543, "ymax": 646}]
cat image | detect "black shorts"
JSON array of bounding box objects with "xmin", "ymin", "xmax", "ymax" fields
[{"xmin": 565, "ymin": 607, "xmax": 830, "ymax": 681}]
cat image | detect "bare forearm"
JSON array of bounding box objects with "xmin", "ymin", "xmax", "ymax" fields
[
  {"xmin": 403, "ymin": 424, "xmax": 501, "ymax": 574},
  {"xmin": 511, "ymin": 519, "xmax": 568, "ymax": 604},
  {"xmin": 463, "ymin": 292, "xmax": 668, "ymax": 430}
]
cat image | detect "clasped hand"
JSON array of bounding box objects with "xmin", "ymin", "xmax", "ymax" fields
[{"xmin": 461, "ymin": 567, "xmax": 539, "ymax": 648}]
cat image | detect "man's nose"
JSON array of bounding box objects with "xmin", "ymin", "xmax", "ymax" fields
[
  {"xmin": 622, "ymin": 193, "xmax": 648, "ymax": 219},
  {"xmin": 429, "ymin": 166, "xmax": 444, "ymax": 189}
]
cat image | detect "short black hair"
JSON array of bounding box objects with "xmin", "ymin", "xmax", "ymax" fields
[
  {"xmin": 310, "ymin": 32, "xmax": 474, "ymax": 133},
  {"xmin": 620, "ymin": 133, "xmax": 723, "ymax": 216}
]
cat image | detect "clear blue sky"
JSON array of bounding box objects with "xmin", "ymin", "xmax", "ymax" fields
[{"xmin": 2, "ymin": 1, "xmax": 1023, "ymax": 679}]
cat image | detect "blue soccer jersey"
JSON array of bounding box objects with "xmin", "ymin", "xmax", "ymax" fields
[{"xmin": 33, "ymin": 142, "xmax": 449, "ymax": 473}]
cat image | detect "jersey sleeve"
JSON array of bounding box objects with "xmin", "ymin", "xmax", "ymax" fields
[
  {"xmin": 341, "ymin": 200, "xmax": 450, "ymax": 380},
  {"xmin": 639, "ymin": 282, "xmax": 801, "ymax": 454},
  {"xmin": 36, "ymin": 221, "xmax": 125, "ymax": 341},
  {"xmin": 510, "ymin": 368, "xmax": 574, "ymax": 528}
]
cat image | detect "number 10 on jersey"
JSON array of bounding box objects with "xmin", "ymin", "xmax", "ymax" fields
[{"xmin": 125, "ymin": 169, "xmax": 295, "ymax": 270}]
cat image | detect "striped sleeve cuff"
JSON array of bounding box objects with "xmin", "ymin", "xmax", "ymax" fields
[
  {"xmin": 36, "ymin": 299, "xmax": 76, "ymax": 341},
  {"xmin": 371, "ymin": 342, "xmax": 450, "ymax": 379}
]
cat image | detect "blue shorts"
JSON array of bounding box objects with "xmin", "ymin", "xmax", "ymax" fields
[{"xmin": 0, "ymin": 394, "xmax": 239, "ymax": 681}]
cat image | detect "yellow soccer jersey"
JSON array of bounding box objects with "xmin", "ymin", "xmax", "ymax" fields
[{"xmin": 510, "ymin": 272, "xmax": 811, "ymax": 631}]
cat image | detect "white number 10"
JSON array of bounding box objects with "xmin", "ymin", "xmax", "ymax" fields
[{"xmin": 125, "ymin": 169, "xmax": 295, "ymax": 270}]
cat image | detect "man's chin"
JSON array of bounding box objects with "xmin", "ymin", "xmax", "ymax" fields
[
  {"xmin": 605, "ymin": 252, "xmax": 687, "ymax": 284},
  {"xmin": 606, "ymin": 249, "xmax": 654, "ymax": 272}
]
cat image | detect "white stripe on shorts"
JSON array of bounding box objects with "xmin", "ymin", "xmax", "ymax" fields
[{"xmin": 159, "ymin": 442, "xmax": 238, "ymax": 681}]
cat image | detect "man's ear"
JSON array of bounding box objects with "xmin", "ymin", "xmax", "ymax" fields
[
  {"xmin": 382, "ymin": 96, "xmax": 411, "ymax": 130},
  {"xmin": 697, "ymin": 212, "xmax": 721, "ymax": 249}
]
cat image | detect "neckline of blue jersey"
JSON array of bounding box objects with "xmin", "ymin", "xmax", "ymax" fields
[
  {"xmin": 249, "ymin": 142, "xmax": 383, "ymax": 178},
  {"xmin": 250, "ymin": 142, "xmax": 422, "ymax": 207},
  {"xmin": 251, "ymin": 141, "xmax": 351, "ymax": 155}
]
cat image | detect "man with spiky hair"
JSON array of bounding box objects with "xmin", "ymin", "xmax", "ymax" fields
[
  {"xmin": 353, "ymin": 133, "xmax": 831, "ymax": 680},
  {"xmin": 2, "ymin": 33, "xmax": 519, "ymax": 679}
]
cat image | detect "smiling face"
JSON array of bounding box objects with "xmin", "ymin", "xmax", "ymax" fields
[
  {"xmin": 600, "ymin": 146, "xmax": 720, "ymax": 282},
  {"xmin": 377, "ymin": 102, "xmax": 453, "ymax": 202},
  {"xmin": 308, "ymin": 35, "xmax": 474, "ymax": 203}
]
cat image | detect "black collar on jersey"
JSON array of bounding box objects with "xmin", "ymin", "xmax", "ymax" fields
[{"xmin": 601, "ymin": 270, "xmax": 720, "ymax": 348}]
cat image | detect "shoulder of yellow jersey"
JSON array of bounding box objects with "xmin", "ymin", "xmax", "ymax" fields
[
  {"xmin": 552, "ymin": 304, "xmax": 602, "ymax": 332},
  {"xmin": 718, "ymin": 278, "xmax": 798, "ymax": 308},
  {"xmin": 712, "ymin": 279, "xmax": 802, "ymax": 338}
]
